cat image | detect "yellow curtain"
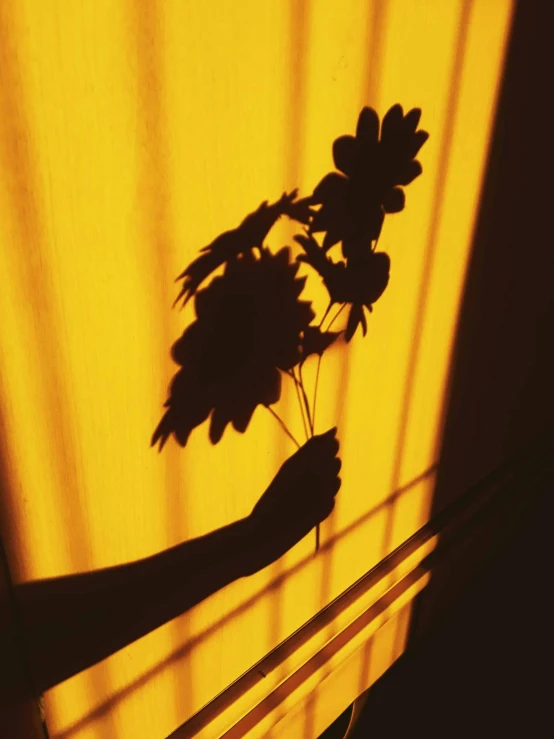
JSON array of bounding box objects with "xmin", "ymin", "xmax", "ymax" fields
[{"xmin": 0, "ymin": 1, "xmax": 512, "ymax": 737}]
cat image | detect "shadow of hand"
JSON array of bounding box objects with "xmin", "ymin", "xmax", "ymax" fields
[{"xmin": 245, "ymin": 428, "xmax": 341, "ymax": 571}]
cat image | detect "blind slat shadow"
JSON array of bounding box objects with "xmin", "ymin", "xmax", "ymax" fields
[
  {"xmin": 130, "ymin": 0, "xmax": 192, "ymax": 719},
  {"xmin": 0, "ymin": 4, "xmax": 117, "ymax": 730},
  {"xmin": 266, "ymin": 2, "xmax": 312, "ymax": 710},
  {"xmin": 305, "ymin": 9, "xmax": 389, "ymax": 731},
  {"xmin": 381, "ymin": 0, "xmax": 474, "ymax": 558}
]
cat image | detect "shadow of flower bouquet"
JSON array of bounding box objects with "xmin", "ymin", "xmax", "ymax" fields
[{"xmin": 152, "ymin": 105, "xmax": 428, "ymax": 548}]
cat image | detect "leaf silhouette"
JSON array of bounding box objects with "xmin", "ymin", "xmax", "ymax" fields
[
  {"xmin": 301, "ymin": 326, "xmax": 341, "ymax": 361},
  {"xmin": 345, "ymin": 303, "xmax": 368, "ymax": 342},
  {"xmin": 175, "ymin": 190, "xmax": 315, "ymax": 307}
]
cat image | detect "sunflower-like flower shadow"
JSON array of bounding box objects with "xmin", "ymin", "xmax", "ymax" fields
[
  {"xmin": 297, "ymin": 104, "xmax": 428, "ymax": 341},
  {"xmin": 152, "ymin": 247, "xmax": 314, "ymax": 448},
  {"xmin": 311, "ymin": 104, "xmax": 428, "ymax": 260}
]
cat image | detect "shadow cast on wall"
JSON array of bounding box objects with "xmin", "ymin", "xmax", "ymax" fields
[
  {"xmin": 45, "ymin": 468, "xmax": 436, "ymax": 739},
  {"xmin": 2, "ymin": 104, "xmax": 429, "ymax": 701},
  {"xmin": 14, "ymin": 430, "xmax": 340, "ymax": 693}
]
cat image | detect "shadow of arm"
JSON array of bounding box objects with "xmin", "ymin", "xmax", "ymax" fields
[
  {"xmin": 17, "ymin": 516, "xmax": 256, "ymax": 692},
  {"xmin": 16, "ymin": 430, "xmax": 340, "ymax": 693}
]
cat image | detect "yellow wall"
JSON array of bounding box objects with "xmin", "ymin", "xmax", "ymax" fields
[{"xmin": 0, "ymin": 1, "xmax": 512, "ymax": 737}]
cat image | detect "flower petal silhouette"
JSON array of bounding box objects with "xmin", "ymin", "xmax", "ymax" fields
[
  {"xmin": 356, "ymin": 106, "xmax": 379, "ymax": 144},
  {"xmin": 403, "ymin": 107, "xmax": 422, "ymax": 132},
  {"xmin": 396, "ymin": 160, "xmax": 423, "ymax": 186},
  {"xmin": 153, "ymin": 248, "xmax": 314, "ymax": 448},
  {"xmin": 333, "ymin": 136, "xmax": 358, "ymax": 176},
  {"xmin": 312, "ymin": 173, "xmax": 349, "ymax": 212},
  {"xmin": 310, "ymin": 105, "xmax": 428, "ymax": 259},
  {"xmin": 409, "ymin": 130, "xmax": 429, "ymax": 158},
  {"xmin": 380, "ymin": 103, "xmax": 405, "ymax": 148},
  {"xmin": 345, "ymin": 251, "xmax": 391, "ymax": 309},
  {"xmin": 382, "ymin": 187, "xmax": 405, "ymax": 213}
]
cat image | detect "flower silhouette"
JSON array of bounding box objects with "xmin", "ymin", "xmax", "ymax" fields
[
  {"xmin": 310, "ymin": 105, "xmax": 428, "ymax": 260},
  {"xmin": 155, "ymin": 103, "xmax": 429, "ymax": 552},
  {"xmin": 152, "ymin": 247, "xmax": 314, "ymax": 448}
]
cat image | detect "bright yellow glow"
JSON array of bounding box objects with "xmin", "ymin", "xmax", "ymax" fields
[{"xmin": 0, "ymin": 1, "xmax": 513, "ymax": 737}]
